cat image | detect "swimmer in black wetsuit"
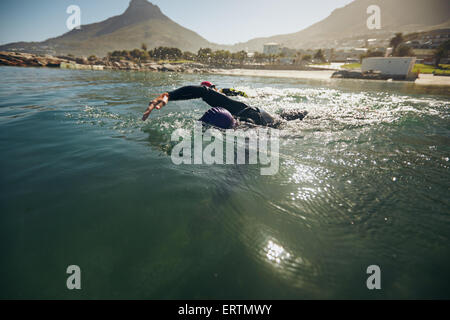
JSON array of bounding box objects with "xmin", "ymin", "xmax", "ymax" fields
[{"xmin": 142, "ymin": 85, "xmax": 307, "ymax": 128}]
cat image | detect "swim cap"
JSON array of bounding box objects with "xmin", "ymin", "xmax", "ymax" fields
[
  {"xmin": 199, "ymin": 107, "xmax": 236, "ymax": 129},
  {"xmin": 201, "ymin": 81, "xmax": 214, "ymax": 88}
]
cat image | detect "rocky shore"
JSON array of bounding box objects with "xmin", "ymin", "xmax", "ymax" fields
[
  {"xmin": 331, "ymin": 69, "xmax": 418, "ymax": 81},
  {"xmin": 0, "ymin": 51, "xmax": 209, "ymax": 73},
  {"xmin": 2, "ymin": 51, "xmax": 449, "ymax": 87}
]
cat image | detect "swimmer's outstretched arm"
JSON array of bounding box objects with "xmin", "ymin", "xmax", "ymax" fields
[
  {"xmin": 142, "ymin": 86, "xmax": 203, "ymax": 121},
  {"xmin": 142, "ymin": 86, "xmax": 249, "ymax": 121},
  {"xmin": 166, "ymin": 85, "xmax": 206, "ymax": 101}
]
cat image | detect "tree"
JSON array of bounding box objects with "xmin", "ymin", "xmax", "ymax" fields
[
  {"xmin": 129, "ymin": 48, "xmax": 150, "ymax": 62},
  {"xmin": 434, "ymin": 40, "xmax": 450, "ymax": 67},
  {"xmin": 389, "ymin": 33, "xmax": 404, "ymax": 54},
  {"xmin": 168, "ymin": 47, "xmax": 182, "ymax": 60},
  {"xmin": 107, "ymin": 50, "xmax": 130, "ymax": 61},
  {"xmin": 139, "ymin": 50, "xmax": 150, "ymax": 62},
  {"xmin": 253, "ymin": 52, "xmax": 267, "ymax": 63},
  {"xmin": 130, "ymin": 48, "xmax": 142, "ymax": 59},
  {"xmin": 183, "ymin": 51, "xmax": 196, "ymax": 61},
  {"xmin": 141, "ymin": 43, "xmax": 148, "ymax": 51},
  {"xmin": 314, "ymin": 49, "xmax": 326, "ymax": 62},
  {"xmin": 121, "ymin": 50, "xmax": 131, "ymax": 60},
  {"xmin": 360, "ymin": 49, "xmax": 384, "ymax": 62},
  {"xmin": 212, "ymin": 50, "xmax": 231, "ymax": 65},
  {"xmin": 329, "ymin": 48, "xmax": 335, "ymax": 62},
  {"xmin": 301, "ymin": 54, "xmax": 312, "ymax": 62},
  {"xmin": 262, "ymin": 53, "xmax": 279, "ymax": 64},
  {"xmin": 197, "ymin": 48, "xmax": 213, "ymax": 63},
  {"xmin": 149, "ymin": 47, "xmax": 182, "ymax": 61},
  {"xmin": 232, "ymin": 51, "xmax": 247, "ymax": 65},
  {"xmin": 393, "ymin": 44, "xmax": 414, "ymax": 57}
]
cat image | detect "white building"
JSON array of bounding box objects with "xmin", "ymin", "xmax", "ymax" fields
[
  {"xmin": 361, "ymin": 57, "xmax": 416, "ymax": 79},
  {"xmin": 263, "ymin": 43, "xmax": 281, "ymax": 55}
]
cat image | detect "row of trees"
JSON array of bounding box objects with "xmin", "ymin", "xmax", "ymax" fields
[
  {"xmin": 105, "ymin": 43, "xmax": 328, "ymax": 65},
  {"xmin": 107, "ymin": 44, "xmax": 249, "ymax": 64},
  {"xmin": 195, "ymin": 48, "xmax": 248, "ymax": 64}
]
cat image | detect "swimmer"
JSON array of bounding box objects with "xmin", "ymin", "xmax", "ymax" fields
[{"xmin": 142, "ymin": 85, "xmax": 307, "ymax": 129}]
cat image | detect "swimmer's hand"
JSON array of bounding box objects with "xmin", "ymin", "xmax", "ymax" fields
[{"xmin": 142, "ymin": 93, "xmax": 169, "ymax": 121}]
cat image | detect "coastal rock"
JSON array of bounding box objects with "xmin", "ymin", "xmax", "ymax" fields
[
  {"xmin": 0, "ymin": 51, "xmax": 67, "ymax": 68},
  {"xmin": 146, "ymin": 64, "xmax": 159, "ymax": 71},
  {"xmin": 57, "ymin": 55, "xmax": 77, "ymax": 62},
  {"xmin": 331, "ymin": 70, "xmax": 364, "ymax": 79},
  {"xmin": 0, "ymin": 51, "xmax": 212, "ymax": 74},
  {"xmin": 160, "ymin": 64, "xmax": 177, "ymax": 72},
  {"xmin": 60, "ymin": 62, "xmax": 104, "ymax": 71},
  {"xmin": 332, "ymin": 69, "xmax": 395, "ymax": 80},
  {"xmin": 75, "ymin": 57, "xmax": 88, "ymax": 65}
]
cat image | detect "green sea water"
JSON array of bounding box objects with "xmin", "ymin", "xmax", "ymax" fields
[{"xmin": 0, "ymin": 66, "xmax": 449, "ymax": 299}]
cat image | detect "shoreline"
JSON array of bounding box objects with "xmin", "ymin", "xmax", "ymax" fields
[
  {"xmin": 212, "ymin": 68, "xmax": 336, "ymax": 81},
  {"xmin": 211, "ymin": 68, "xmax": 450, "ymax": 87},
  {"xmin": 1, "ymin": 51, "xmax": 449, "ymax": 87}
]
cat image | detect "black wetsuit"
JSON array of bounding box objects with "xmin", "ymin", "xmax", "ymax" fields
[{"xmin": 168, "ymin": 86, "xmax": 275, "ymax": 126}]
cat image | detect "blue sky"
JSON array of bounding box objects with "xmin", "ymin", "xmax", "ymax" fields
[{"xmin": 0, "ymin": 0, "xmax": 354, "ymax": 45}]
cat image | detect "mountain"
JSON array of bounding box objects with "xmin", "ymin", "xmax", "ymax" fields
[
  {"xmin": 230, "ymin": 0, "xmax": 450, "ymax": 51},
  {"xmin": 0, "ymin": 0, "xmax": 218, "ymax": 57}
]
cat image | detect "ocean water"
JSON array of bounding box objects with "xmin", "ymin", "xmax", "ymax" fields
[{"xmin": 0, "ymin": 66, "xmax": 449, "ymax": 299}]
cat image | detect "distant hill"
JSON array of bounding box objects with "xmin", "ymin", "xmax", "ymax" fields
[
  {"xmin": 230, "ymin": 0, "xmax": 450, "ymax": 51},
  {"xmin": 0, "ymin": 0, "xmax": 219, "ymax": 57}
]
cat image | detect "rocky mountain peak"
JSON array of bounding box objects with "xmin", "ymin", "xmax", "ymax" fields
[{"xmin": 123, "ymin": 0, "xmax": 165, "ymax": 20}]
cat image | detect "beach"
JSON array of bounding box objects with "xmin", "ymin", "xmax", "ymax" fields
[
  {"xmin": 415, "ymin": 73, "xmax": 450, "ymax": 86},
  {"xmin": 212, "ymin": 68, "xmax": 450, "ymax": 87}
]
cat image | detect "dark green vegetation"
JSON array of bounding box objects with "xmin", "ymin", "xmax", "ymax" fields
[
  {"xmin": 434, "ymin": 40, "xmax": 450, "ymax": 67},
  {"xmin": 413, "ymin": 63, "xmax": 450, "ymax": 75},
  {"xmin": 106, "ymin": 46, "xmax": 252, "ymax": 65}
]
